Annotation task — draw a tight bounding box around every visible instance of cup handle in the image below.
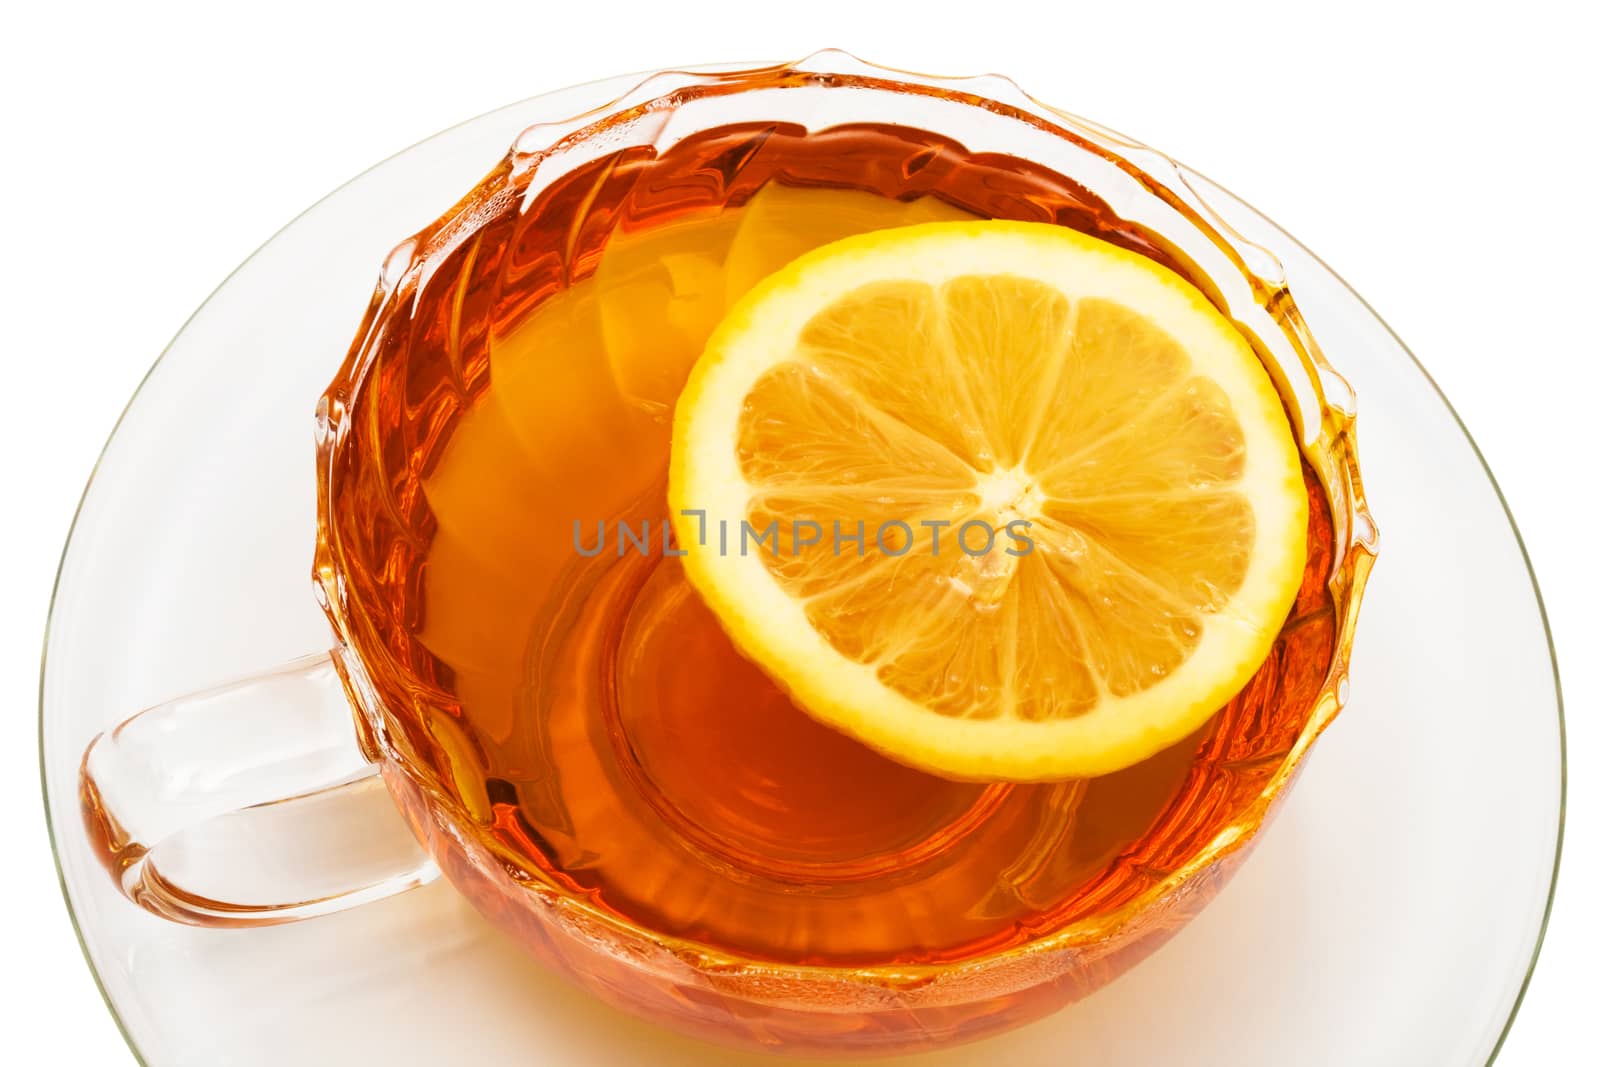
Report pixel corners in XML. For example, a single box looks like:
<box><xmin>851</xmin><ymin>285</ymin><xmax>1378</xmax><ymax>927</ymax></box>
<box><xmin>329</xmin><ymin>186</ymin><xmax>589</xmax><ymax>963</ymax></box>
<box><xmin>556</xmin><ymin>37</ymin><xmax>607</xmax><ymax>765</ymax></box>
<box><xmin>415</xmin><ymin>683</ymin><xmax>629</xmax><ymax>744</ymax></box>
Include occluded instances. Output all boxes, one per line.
<box><xmin>79</xmin><ymin>651</ymin><xmax>438</xmax><ymax>926</ymax></box>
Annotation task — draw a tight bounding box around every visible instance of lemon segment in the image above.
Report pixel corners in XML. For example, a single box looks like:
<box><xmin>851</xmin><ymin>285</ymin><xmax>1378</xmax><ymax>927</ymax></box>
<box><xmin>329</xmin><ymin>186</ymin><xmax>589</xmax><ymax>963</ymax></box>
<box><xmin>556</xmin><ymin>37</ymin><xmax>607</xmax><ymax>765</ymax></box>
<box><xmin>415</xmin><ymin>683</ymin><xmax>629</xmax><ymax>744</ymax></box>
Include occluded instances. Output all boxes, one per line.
<box><xmin>670</xmin><ymin>220</ymin><xmax>1308</xmax><ymax>781</ymax></box>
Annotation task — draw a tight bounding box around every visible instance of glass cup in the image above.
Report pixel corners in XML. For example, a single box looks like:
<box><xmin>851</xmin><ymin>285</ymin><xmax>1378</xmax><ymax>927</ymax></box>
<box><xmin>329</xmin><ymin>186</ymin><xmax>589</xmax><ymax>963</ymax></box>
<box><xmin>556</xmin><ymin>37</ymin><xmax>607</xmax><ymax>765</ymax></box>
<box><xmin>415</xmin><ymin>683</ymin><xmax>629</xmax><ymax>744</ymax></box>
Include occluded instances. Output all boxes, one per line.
<box><xmin>79</xmin><ymin>52</ymin><xmax>1376</xmax><ymax>1056</ymax></box>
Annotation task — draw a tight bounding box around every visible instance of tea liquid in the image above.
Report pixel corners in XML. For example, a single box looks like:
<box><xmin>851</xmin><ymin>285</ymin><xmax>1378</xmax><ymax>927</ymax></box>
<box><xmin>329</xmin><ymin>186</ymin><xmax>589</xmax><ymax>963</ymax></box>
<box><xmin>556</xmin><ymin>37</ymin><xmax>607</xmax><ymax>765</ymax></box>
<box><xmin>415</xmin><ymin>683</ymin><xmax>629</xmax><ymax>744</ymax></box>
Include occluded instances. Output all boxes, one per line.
<box><xmin>348</xmin><ymin>122</ymin><xmax>1337</xmax><ymax>966</ymax></box>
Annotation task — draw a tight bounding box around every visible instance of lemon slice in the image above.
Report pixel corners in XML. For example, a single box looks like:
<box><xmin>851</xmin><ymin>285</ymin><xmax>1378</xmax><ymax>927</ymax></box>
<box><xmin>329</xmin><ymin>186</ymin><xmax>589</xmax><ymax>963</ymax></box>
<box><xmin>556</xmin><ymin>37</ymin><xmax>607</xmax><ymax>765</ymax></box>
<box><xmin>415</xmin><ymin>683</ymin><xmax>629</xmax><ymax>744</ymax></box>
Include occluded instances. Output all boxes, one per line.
<box><xmin>669</xmin><ymin>220</ymin><xmax>1308</xmax><ymax>781</ymax></box>
<box><xmin>722</xmin><ymin>184</ymin><xmax>977</xmax><ymax>305</ymax></box>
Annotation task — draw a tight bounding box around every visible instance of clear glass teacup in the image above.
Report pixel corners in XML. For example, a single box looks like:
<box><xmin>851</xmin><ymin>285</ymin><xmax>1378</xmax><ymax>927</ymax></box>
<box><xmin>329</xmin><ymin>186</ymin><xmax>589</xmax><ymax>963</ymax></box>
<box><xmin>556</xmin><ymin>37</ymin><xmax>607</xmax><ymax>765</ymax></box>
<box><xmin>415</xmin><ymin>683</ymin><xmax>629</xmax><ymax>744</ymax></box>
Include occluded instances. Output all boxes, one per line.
<box><xmin>80</xmin><ymin>53</ymin><xmax>1375</xmax><ymax>1056</ymax></box>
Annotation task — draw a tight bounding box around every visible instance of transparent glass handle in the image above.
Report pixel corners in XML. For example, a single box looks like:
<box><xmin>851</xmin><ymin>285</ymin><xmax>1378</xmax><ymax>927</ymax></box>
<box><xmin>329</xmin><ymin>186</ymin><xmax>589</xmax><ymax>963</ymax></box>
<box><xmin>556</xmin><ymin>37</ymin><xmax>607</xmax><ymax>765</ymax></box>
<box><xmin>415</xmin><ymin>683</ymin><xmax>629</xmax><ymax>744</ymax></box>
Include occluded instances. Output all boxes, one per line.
<box><xmin>79</xmin><ymin>652</ymin><xmax>438</xmax><ymax>926</ymax></box>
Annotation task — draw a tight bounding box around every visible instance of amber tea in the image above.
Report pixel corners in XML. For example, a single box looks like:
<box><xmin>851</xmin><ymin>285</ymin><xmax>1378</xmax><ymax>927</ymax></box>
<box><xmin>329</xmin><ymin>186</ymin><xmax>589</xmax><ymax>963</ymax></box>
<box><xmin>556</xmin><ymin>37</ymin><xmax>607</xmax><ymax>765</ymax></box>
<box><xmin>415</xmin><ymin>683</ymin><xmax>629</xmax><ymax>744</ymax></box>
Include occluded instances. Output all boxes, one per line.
<box><xmin>323</xmin><ymin>118</ymin><xmax>1339</xmax><ymax>972</ymax></box>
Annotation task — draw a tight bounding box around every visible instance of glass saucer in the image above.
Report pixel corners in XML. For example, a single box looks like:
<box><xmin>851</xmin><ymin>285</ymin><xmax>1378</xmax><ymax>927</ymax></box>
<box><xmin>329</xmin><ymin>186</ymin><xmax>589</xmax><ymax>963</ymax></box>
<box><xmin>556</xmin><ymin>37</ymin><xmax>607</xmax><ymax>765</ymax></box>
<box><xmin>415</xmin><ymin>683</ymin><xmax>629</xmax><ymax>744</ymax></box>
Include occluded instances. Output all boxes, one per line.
<box><xmin>41</xmin><ymin>70</ymin><xmax>1563</xmax><ymax>1067</ymax></box>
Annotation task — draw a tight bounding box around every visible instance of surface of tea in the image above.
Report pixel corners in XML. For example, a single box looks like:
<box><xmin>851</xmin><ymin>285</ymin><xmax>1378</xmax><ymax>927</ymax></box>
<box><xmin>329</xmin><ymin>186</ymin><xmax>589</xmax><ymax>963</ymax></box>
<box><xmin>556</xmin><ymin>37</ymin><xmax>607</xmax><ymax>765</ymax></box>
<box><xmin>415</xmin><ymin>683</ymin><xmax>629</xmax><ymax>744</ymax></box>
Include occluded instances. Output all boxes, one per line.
<box><xmin>337</xmin><ymin>122</ymin><xmax>1338</xmax><ymax>966</ymax></box>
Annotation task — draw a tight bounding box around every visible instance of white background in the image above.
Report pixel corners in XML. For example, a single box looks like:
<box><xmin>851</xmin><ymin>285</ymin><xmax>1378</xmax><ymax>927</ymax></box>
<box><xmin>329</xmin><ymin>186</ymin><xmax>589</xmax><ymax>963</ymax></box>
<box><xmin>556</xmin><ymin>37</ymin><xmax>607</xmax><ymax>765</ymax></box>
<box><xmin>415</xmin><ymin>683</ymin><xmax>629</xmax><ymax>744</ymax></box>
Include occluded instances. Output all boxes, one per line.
<box><xmin>2</xmin><ymin>1</ymin><xmax>1593</xmax><ymax>1062</ymax></box>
